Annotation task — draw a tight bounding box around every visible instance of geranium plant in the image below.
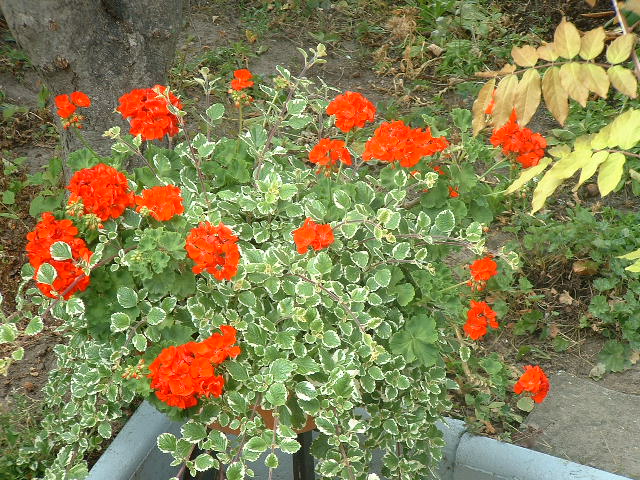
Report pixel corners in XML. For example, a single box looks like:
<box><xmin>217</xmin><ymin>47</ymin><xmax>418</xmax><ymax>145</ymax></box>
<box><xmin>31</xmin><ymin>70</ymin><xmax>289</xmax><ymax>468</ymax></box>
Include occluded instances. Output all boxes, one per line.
<box><xmin>0</xmin><ymin>45</ymin><xmax>548</xmax><ymax>479</ymax></box>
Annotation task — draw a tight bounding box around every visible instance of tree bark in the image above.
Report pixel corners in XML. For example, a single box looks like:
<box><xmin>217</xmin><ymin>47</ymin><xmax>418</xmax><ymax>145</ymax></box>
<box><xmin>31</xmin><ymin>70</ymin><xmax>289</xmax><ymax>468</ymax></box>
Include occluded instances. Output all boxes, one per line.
<box><xmin>0</xmin><ymin>0</ymin><xmax>185</xmax><ymax>174</ymax></box>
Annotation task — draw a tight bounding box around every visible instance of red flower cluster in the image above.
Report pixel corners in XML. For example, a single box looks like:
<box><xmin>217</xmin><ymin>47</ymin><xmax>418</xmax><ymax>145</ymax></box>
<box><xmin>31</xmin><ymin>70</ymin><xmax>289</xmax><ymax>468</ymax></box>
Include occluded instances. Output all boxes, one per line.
<box><xmin>55</xmin><ymin>91</ymin><xmax>91</xmax><ymax>129</ymax></box>
<box><xmin>448</xmin><ymin>186</ymin><xmax>459</xmax><ymax>198</ymax></box>
<box><xmin>185</xmin><ymin>222</ymin><xmax>240</xmax><ymax>281</ymax></box>
<box><xmin>490</xmin><ymin>111</ymin><xmax>547</xmax><ymax>168</ymax></box>
<box><xmin>309</xmin><ymin>138</ymin><xmax>352</xmax><ymax>174</ymax></box>
<box><xmin>514</xmin><ymin>365</ymin><xmax>550</xmax><ymax>403</ymax></box>
<box><xmin>135</xmin><ymin>185</ymin><xmax>184</xmax><ymax>221</ymax></box>
<box><xmin>293</xmin><ymin>218</ymin><xmax>334</xmax><ymax>254</ymax></box>
<box><xmin>148</xmin><ymin>325</ymin><xmax>241</xmax><ymax>409</ymax></box>
<box><xmin>468</xmin><ymin>256</ymin><xmax>498</xmax><ymax>291</ymax></box>
<box><xmin>67</xmin><ymin>163</ymin><xmax>134</xmax><ymax>222</ymax></box>
<box><xmin>362</xmin><ymin>120</ymin><xmax>449</xmax><ymax>168</ymax></box>
<box><xmin>117</xmin><ymin>85</ymin><xmax>183</xmax><ymax>141</ymax></box>
<box><xmin>326</xmin><ymin>91</ymin><xmax>376</xmax><ymax>133</ymax></box>
<box><xmin>464</xmin><ymin>300</ymin><xmax>499</xmax><ymax>340</ymax></box>
<box><xmin>231</xmin><ymin>69</ymin><xmax>254</xmax><ymax>91</ymax></box>
<box><xmin>25</xmin><ymin>212</ymin><xmax>92</xmax><ymax>299</ymax></box>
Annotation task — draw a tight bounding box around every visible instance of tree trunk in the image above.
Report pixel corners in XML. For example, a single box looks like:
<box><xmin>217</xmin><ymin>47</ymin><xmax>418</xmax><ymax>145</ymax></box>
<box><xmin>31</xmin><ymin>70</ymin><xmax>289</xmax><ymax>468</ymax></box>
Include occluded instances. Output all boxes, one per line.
<box><xmin>0</xmin><ymin>0</ymin><xmax>185</xmax><ymax>175</ymax></box>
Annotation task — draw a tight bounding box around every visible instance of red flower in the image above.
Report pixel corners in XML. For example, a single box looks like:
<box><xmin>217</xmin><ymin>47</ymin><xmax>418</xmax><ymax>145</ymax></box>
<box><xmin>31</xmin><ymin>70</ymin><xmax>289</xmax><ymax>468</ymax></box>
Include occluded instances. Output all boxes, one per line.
<box><xmin>514</xmin><ymin>365</ymin><xmax>550</xmax><ymax>403</ymax></box>
<box><xmin>148</xmin><ymin>326</ymin><xmax>241</xmax><ymax>409</ymax></box>
<box><xmin>490</xmin><ymin>110</ymin><xmax>546</xmax><ymax>168</ymax></box>
<box><xmin>25</xmin><ymin>212</ymin><xmax>93</xmax><ymax>299</ymax></box>
<box><xmin>448</xmin><ymin>186</ymin><xmax>459</xmax><ymax>198</ymax></box>
<box><xmin>293</xmin><ymin>218</ymin><xmax>334</xmax><ymax>254</ymax></box>
<box><xmin>70</xmin><ymin>91</ymin><xmax>91</xmax><ymax>107</ymax></box>
<box><xmin>55</xmin><ymin>91</ymin><xmax>91</xmax><ymax>129</ymax></box>
<box><xmin>135</xmin><ymin>185</ymin><xmax>184</xmax><ymax>221</ymax></box>
<box><xmin>117</xmin><ymin>85</ymin><xmax>183</xmax><ymax>141</ymax></box>
<box><xmin>67</xmin><ymin>163</ymin><xmax>134</xmax><ymax>221</ymax></box>
<box><xmin>470</xmin><ymin>256</ymin><xmax>497</xmax><ymax>282</ymax></box>
<box><xmin>231</xmin><ymin>69</ymin><xmax>254</xmax><ymax>91</ymax></box>
<box><xmin>185</xmin><ymin>222</ymin><xmax>240</xmax><ymax>281</ymax></box>
<box><xmin>326</xmin><ymin>91</ymin><xmax>376</xmax><ymax>133</ymax></box>
<box><xmin>464</xmin><ymin>300</ymin><xmax>499</xmax><ymax>340</ymax></box>
<box><xmin>485</xmin><ymin>88</ymin><xmax>496</xmax><ymax>115</ymax></box>
<box><xmin>309</xmin><ymin>138</ymin><xmax>352</xmax><ymax>174</ymax></box>
<box><xmin>362</xmin><ymin>120</ymin><xmax>449</xmax><ymax>168</ymax></box>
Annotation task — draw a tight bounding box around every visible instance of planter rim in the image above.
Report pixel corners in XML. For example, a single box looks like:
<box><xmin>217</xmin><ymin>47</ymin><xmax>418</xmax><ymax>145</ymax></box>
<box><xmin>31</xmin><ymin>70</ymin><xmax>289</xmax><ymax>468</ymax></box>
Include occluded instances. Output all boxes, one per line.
<box><xmin>87</xmin><ymin>401</ymin><xmax>633</xmax><ymax>480</ymax></box>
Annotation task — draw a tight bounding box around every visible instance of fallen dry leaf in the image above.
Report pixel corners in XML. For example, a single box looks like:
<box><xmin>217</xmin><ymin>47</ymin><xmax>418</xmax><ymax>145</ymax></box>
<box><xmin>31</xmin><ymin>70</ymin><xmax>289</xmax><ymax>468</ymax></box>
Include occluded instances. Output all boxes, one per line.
<box><xmin>549</xmin><ymin>323</ymin><xmax>561</xmax><ymax>338</ymax></box>
<box><xmin>558</xmin><ymin>290</ymin><xmax>574</xmax><ymax>305</ymax></box>
<box><xmin>572</xmin><ymin>259</ymin><xmax>599</xmax><ymax>276</ymax></box>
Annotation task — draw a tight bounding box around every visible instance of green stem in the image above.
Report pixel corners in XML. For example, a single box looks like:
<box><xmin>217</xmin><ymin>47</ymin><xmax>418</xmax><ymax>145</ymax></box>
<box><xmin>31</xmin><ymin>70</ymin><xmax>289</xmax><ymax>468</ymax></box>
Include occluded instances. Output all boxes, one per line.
<box><xmin>73</xmin><ymin>129</ymin><xmax>100</xmax><ymax>158</ymax></box>
<box><xmin>479</xmin><ymin>158</ymin><xmax>510</xmax><ymax>180</ymax></box>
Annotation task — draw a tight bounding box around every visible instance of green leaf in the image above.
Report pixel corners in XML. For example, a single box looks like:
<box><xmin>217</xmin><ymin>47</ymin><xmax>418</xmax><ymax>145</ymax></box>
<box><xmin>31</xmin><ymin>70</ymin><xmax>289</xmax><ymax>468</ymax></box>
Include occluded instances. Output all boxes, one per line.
<box><xmin>598</xmin><ymin>340</ymin><xmax>628</xmax><ymax>372</ymax></box>
<box><xmin>333</xmin><ymin>190</ymin><xmax>351</xmax><ymax>210</ymax></box>
<box><xmin>194</xmin><ymin>453</ymin><xmax>216</xmax><ymax>472</ymax></box>
<box><xmin>266</xmin><ymin>382</ymin><xmax>288</xmax><ymax>406</ymax></box>
<box><xmin>374</xmin><ymin>269</ymin><xmax>391</xmax><ymax>288</ymax></box>
<box><xmin>132</xmin><ymin>333</ymin><xmax>147</xmax><ymax>352</ymax></box>
<box><xmin>36</xmin><ymin>263</ymin><xmax>57</xmax><ymax>285</ymax></box>
<box><xmin>516</xmin><ymin>396</ymin><xmax>535</xmax><ymax>412</ymax></box>
<box><xmin>157</xmin><ymin>433</ymin><xmax>177</xmax><ymax>453</ymax></box>
<box><xmin>389</xmin><ymin>315</ymin><xmax>439</xmax><ymax>366</ymax></box>
<box><xmin>206</xmin><ymin>103</ymin><xmax>225</xmax><ymax>121</ymax></box>
<box><xmin>97</xmin><ymin>421</ymin><xmax>112</xmax><ymax>439</ymax></box>
<box><xmin>270</xmin><ymin>358</ymin><xmax>296</xmax><ymax>382</ymax></box>
<box><xmin>11</xmin><ymin>347</ymin><xmax>24</xmax><ymax>361</ymax></box>
<box><xmin>265</xmin><ymin>453</ymin><xmax>279</xmax><ymax>469</ymax></box>
<box><xmin>117</xmin><ymin>286</ymin><xmax>139</xmax><ymax>309</ymax></box>
<box><xmin>314</xmin><ymin>252</ymin><xmax>333</xmax><ymax>275</ymax></box>
<box><xmin>147</xmin><ymin>306</ymin><xmax>166</xmax><ymax>325</ymax></box>
<box><xmin>322</xmin><ymin>329</ymin><xmax>341</xmax><ymax>348</ymax></box>
<box><xmin>181</xmin><ymin>421</ymin><xmax>207</xmax><ymax>443</ymax></box>
<box><xmin>50</xmin><ymin>241</ymin><xmax>73</xmax><ymax>261</ymax></box>
<box><xmin>392</xmin><ymin>242</ymin><xmax>410</xmax><ymax>259</ymax></box>
<box><xmin>0</xmin><ymin>323</ymin><xmax>19</xmax><ymax>343</ymax></box>
<box><xmin>24</xmin><ymin>317</ymin><xmax>44</xmax><ymax>335</ymax></box>
<box><xmin>279</xmin><ymin>438</ymin><xmax>301</xmax><ymax>453</ymax></box>
<box><xmin>238</xmin><ymin>291</ymin><xmax>257</xmax><ymax>308</ymax></box>
<box><xmin>432</xmin><ymin>210</ymin><xmax>455</xmax><ymax>235</ymax></box>
<box><xmin>2</xmin><ymin>190</ymin><xmax>15</xmax><ymax>204</ymax></box>
<box><xmin>110</xmin><ymin>312</ymin><xmax>131</xmax><ymax>333</ymax></box>
<box><xmin>295</xmin><ymin>381</ymin><xmax>318</xmax><ymax>401</ymax></box>
<box><xmin>245</xmin><ymin>436</ymin><xmax>269</xmax><ymax>453</ymax></box>
<box><xmin>226</xmin><ymin>361</ymin><xmax>249</xmax><ymax>381</ymax></box>
<box><xmin>225</xmin><ymin>462</ymin><xmax>245</xmax><ymax>480</ymax></box>
<box><xmin>392</xmin><ymin>283</ymin><xmax>415</xmax><ymax>306</ymax></box>
<box><xmin>206</xmin><ymin>430</ymin><xmax>228</xmax><ymax>452</ymax></box>
<box><xmin>353</xmin><ymin>251</ymin><xmax>369</xmax><ymax>268</ymax></box>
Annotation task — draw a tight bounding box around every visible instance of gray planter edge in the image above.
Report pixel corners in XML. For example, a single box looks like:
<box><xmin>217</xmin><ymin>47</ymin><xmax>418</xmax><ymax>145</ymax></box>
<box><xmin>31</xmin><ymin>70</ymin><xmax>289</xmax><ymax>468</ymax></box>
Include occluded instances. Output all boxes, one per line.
<box><xmin>87</xmin><ymin>401</ymin><xmax>632</xmax><ymax>480</ymax></box>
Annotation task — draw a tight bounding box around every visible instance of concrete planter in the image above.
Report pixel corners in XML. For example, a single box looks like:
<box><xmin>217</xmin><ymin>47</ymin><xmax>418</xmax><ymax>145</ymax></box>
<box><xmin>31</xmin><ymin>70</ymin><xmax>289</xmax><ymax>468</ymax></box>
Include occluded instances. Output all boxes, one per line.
<box><xmin>88</xmin><ymin>401</ymin><xmax>632</xmax><ymax>480</ymax></box>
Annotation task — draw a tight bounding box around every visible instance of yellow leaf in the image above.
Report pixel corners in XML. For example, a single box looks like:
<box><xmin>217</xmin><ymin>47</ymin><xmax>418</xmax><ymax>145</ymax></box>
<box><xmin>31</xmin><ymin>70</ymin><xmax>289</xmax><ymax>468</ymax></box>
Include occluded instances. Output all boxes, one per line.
<box><xmin>511</xmin><ymin>45</ymin><xmax>539</xmax><ymax>67</ymax></box>
<box><xmin>606</xmin><ymin>34</ymin><xmax>636</xmax><ymax>64</ymax></box>
<box><xmin>559</xmin><ymin>62</ymin><xmax>589</xmax><ymax>106</ymax></box>
<box><xmin>531</xmin><ymin>152</ymin><xmax>584</xmax><ymax>213</ymax></box>
<box><xmin>472</xmin><ymin>79</ymin><xmax>495</xmax><ymax>136</ymax></box>
<box><xmin>622</xmin><ymin>0</ymin><xmax>640</xmax><ymax>15</ymax></box>
<box><xmin>548</xmin><ymin>144</ymin><xmax>571</xmax><ymax>158</ymax></box>
<box><xmin>554</xmin><ymin>19</ymin><xmax>581</xmax><ymax>59</ymax></box>
<box><xmin>580</xmin><ymin>27</ymin><xmax>606</xmax><ymax>60</ymax></box>
<box><xmin>574</xmin><ymin>150</ymin><xmax>609</xmax><ymax>191</ymax></box>
<box><xmin>542</xmin><ymin>67</ymin><xmax>569</xmax><ymax>125</ymax></box>
<box><xmin>514</xmin><ymin>69</ymin><xmax>541</xmax><ymax>126</ymax></box>
<box><xmin>582</xmin><ymin>64</ymin><xmax>609</xmax><ymax>98</ymax></box>
<box><xmin>618</xmin><ymin>247</ymin><xmax>640</xmax><ymax>260</ymax></box>
<box><xmin>537</xmin><ymin>42</ymin><xmax>559</xmax><ymax>61</ymax></box>
<box><xmin>606</xmin><ymin>109</ymin><xmax>640</xmax><ymax>149</ymax></box>
<box><xmin>584</xmin><ymin>0</ymin><xmax>596</xmax><ymax>6</ymax></box>
<box><xmin>505</xmin><ymin>157</ymin><xmax>552</xmax><ymax>195</ymax></box>
<box><xmin>597</xmin><ymin>152</ymin><xmax>626</xmax><ymax>196</ymax></box>
<box><xmin>491</xmin><ymin>74</ymin><xmax>519</xmax><ymax>128</ymax></box>
<box><xmin>625</xmin><ymin>260</ymin><xmax>640</xmax><ymax>272</ymax></box>
<box><xmin>608</xmin><ymin>65</ymin><xmax>638</xmax><ymax>98</ymax></box>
